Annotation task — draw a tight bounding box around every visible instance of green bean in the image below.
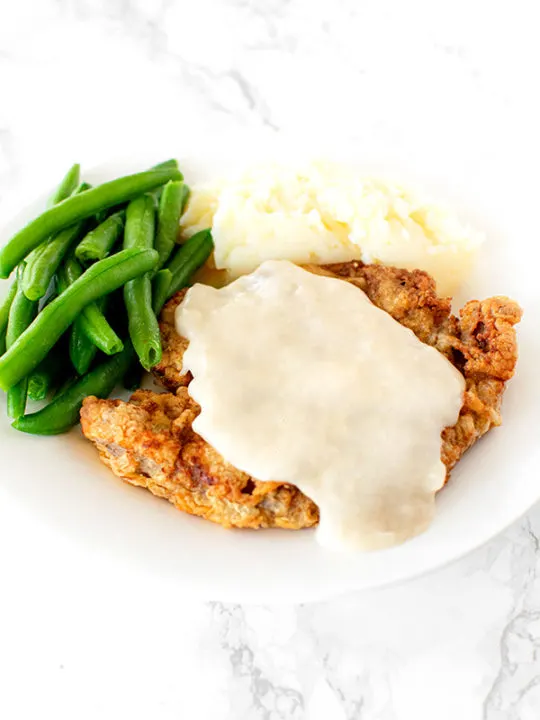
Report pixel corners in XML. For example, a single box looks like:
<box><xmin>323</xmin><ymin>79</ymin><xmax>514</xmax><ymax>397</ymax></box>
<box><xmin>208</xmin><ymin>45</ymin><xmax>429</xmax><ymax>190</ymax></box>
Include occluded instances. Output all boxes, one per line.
<box><xmin>27</xmin><ymin>294</ymin><xmax>65</xmax><ymax>399</ymax></box>
<box><xmin>0</xmin><ymin>248</ymin><xmax>158</xmax><ymax>390</ymax></box>
<box><xmin>58</xmin><ymin>255</ymin><xmax>123</xmax><ymax>356</ymax></box>
<box><xmin>0</xmin><ymin>165</ymin><xmax>182</xmax><ymax>278</ymax></box>
<box><xmin>22</xmin><ymin>185</ymin><xmax>91</xmax><ymax>301</ymax></box>
<box><xmin>123</xmin><ymin>360</ymin><xmax>143</xmax><ymax>392</ymax></box>
<box><xmin>69</xmin><ymin>318</ymin><xmax>98</xmax><ymax>375</ymax></box>
<box><xmin>152</xmin><ymin>269</ymin><xmax>172</xmax><ymax>314</ymax></box>
<box><xmin>21</xmin><ymin>181</ymin><xmax>90</xmax><ymax>298</ymax></box>
<box><xmin>152</xmin><ymin>159</ymin><xmax>180</xmax><ymax>173</ymax></box>
<box><xmin>149</xmin><ymin>164</ymin><xmax>183</xmax><ymax>206</ymax></box>
<box><xmin>48</xmin><ymin>163</ymin><xmax>80</xmax><ymax>207</ymax></box>
<box><xmin>155</xmin><ymin>181</ymin><xmax>186</xmax><ymax>270</ymax></box>
<box><xmin>53</xmin><ymin>373</ymin><xmax>79</xmax><ymax>399</ymax></box>
<box><xmin>27</xmin><ymin>344</ymin><xmax>69</xmax><ymax>401</ymax></box>
<box><xmin>75</xmin><ymin>210</ymin><xmax>125</xmax><ymax>264</ymax></box>
<box><xmin>26</xmin><ymin>291</ymin><xmax>66</xmax><ymax>400</ymax></box>
<box><xmin>68</xmin><ymin>296</ymin><xmax>107</xmax><ymax>374</ymax></box>
<box><xmin>0</xmin><ymin>281</ymin><xmax>18</xmax><ymax>355</ymax></box>
<box><xmin>13</xmin><ymin>343</ymin><xmax>135</xmax><ymax>435</ymax></box>
<box><xmin>180</xmin><ymin>183</ymin><xmax>190</xmax><ymax>212</ymax></box>
<box><xmin>165</xmin><ymin>229</ymin><xmax>214</xmax><ymax>298</ymax></box>
<box><xmin>95</xmin><ymin>203</ymin><xmax>125</xmax><ymax>226</ymax></box>
<box><xmin>28</xmin><ymin>367</ymin><xmax>53</xmax><ymax>401</ymax></box>
<box><xmin>123</xmin><ymin>195</ymin><xmax>161</xmax><ymax>370</ymax></box>
<box><xmin>166</xmin><ymin>229</ymin><xmax>212</xmax><ymax>276</ymax></box>
<box><xmin>124</xmin><ymin>195</ymin><xmax>155</xmax><ymax>249</ymax></box>
<box><xmin>124</xmin><ymin>276</ymin><xmax>161</xmax><ymax>370</ymax></box>
<box><xmin>6</xmin><ymin>266</ymin><xmax>37</xmax><ymax>417</ymax></box>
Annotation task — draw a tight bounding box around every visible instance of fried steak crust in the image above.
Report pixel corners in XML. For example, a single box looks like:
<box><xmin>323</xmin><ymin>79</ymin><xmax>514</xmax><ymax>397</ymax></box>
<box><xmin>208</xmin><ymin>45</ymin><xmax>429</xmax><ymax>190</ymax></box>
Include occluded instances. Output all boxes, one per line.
<box><xmin>81</xmin><ymin>261</ymin><xmax>522</xmax><ymax>530</ymax></box>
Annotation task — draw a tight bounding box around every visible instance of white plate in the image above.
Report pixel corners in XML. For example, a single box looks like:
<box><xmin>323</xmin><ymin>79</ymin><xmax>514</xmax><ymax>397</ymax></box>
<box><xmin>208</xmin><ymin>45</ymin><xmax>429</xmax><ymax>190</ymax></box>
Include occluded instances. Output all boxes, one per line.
<box><xmin>0</xmin><ymin>140</ymin><xmax>538</xmax><ymax>603</ymax></box>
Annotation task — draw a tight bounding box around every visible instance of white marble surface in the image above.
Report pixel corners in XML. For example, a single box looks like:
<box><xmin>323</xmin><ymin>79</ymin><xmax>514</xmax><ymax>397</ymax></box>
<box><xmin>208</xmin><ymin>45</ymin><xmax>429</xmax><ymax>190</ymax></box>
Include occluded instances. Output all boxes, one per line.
<box><xmin>1</xmin><ymin>1</ymin><xmax>539</xmax><ymax>718</ymax></box>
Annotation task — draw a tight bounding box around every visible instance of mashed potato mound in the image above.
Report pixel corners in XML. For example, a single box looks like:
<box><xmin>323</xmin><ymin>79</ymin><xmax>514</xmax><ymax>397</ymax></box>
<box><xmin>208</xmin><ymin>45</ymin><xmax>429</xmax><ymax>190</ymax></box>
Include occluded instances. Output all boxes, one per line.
<box><xmin>180</xmin><ymin>162</ymin><xmax>482</xmax><ymax>295</ymax></box>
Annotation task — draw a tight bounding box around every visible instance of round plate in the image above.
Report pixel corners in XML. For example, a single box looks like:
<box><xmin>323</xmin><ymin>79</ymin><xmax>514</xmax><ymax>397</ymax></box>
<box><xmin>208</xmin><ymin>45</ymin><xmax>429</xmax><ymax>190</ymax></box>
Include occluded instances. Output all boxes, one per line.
<box><xmin>0</xmin><ymin>141</ymin><xmax>538</xmax><ymax>603</ymax></box>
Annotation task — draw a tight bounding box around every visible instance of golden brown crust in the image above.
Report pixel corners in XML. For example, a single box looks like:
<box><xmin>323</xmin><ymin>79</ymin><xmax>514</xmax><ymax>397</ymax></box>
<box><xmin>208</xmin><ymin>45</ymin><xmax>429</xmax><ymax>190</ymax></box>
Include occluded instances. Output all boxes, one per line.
<box><xmin>152</xmin><ymin>289</ymin><xmax>191</xmax><ymax>392</ymax></box>
<box><xmin>81</xmin><ymin>388</ymin><xmax>319</xmax><ymax>529</ymax></box>
<box><xmin>441</xmin><ymin>296</ymin><xmax>522</xmax><ymax>470</ymax></box>
<box><xmin>81</xmin><ymin>260</ymin><xmax>522</xmax><ymax>530</ymax></box>
<box><xmin>313</xmin><ymin>261</ymin><xmax>456</xmax><ymax>347</ymax></box>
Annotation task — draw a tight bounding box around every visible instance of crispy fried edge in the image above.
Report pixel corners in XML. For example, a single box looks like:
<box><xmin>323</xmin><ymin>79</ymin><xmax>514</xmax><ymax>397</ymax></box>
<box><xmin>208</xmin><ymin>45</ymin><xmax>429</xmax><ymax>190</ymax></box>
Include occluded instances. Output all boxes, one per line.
<box><xmin>81</xmin><ymin>388</ymin><xmax>319</xmax><ymax>530</ymax></box>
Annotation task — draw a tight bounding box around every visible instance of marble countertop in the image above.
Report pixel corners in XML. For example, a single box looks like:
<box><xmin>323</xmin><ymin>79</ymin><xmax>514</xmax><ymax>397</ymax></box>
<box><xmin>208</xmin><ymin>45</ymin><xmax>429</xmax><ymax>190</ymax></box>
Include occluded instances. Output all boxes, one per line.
<box><xmin>1</xmin><ymin>1</ymin><xmax>539</xmax><ymax>718</ymax></box>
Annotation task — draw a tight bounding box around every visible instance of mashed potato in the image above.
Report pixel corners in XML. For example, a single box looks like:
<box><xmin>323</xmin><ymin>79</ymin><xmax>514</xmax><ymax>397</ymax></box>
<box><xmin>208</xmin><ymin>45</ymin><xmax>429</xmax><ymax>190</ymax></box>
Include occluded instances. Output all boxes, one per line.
<box><xmin>180</xmin><ymin>162</ymin><xmax>482</xmax><ymax>295</ymax></box>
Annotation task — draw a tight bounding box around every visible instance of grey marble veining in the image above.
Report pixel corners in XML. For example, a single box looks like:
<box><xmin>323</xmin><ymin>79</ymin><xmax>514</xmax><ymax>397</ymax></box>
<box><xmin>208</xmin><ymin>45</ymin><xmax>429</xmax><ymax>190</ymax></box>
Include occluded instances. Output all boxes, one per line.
<box><xmin>200</xmin><ymin>514</ymin><xmax>540</xmax><ymax>719</ymax></box>
<box><xmin>1</xmin><ymin>1</ymin><xmax>539</xmax><ymax>718</ymax></box>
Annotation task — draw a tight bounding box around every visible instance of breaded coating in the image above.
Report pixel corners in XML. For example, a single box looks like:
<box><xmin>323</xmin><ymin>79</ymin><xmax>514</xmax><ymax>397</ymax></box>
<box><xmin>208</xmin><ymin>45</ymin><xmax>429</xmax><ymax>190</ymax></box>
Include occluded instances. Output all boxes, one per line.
<box><xmin>81</xmin><ymin>261</ymin><xmax>522</xmax><ymax>530</ymax></box>
<box><xmin>81</xmin><ymin>388</ymin><xmax>318</xmax><ymax>529</ymax></box>
<box><xmin>152</xmin><ymin>293</ymin><xmax>190</xmax><ymax>392</ymax></box>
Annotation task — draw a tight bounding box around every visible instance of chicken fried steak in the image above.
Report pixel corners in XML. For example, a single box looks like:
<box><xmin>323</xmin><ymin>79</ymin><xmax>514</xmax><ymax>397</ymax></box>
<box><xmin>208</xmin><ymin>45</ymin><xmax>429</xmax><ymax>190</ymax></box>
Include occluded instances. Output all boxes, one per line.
<box><xmin>81</xmin><ymin>261</ymin><xmax>521</xmax><ymax>530</ymax></box>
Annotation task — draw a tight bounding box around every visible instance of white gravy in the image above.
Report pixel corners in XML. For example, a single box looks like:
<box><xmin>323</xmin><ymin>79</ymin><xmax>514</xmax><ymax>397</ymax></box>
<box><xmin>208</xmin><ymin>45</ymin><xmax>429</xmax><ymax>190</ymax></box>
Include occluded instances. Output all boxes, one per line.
<box><xmin>176</xmin><ymin>260</ymin><xmax>465</xmax><ymax>550</ymax></box>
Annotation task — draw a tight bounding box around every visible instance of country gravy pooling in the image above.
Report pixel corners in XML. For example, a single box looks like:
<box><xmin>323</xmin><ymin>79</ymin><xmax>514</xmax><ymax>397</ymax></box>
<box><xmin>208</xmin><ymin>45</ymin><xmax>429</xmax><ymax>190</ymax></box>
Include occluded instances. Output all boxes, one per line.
<box><xmin>175</xmin><ymin>260</ymin><xmax>465</xmax><ymax>550</ymax></box>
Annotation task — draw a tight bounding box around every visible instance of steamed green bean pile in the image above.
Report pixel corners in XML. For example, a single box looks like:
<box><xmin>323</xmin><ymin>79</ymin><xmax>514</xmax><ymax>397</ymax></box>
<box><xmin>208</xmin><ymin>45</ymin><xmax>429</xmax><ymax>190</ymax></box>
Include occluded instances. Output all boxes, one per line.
<box><xmin>0</xmin><ymin>161</ymin><xmax>214</xmax><ymax>435</ymax></box>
